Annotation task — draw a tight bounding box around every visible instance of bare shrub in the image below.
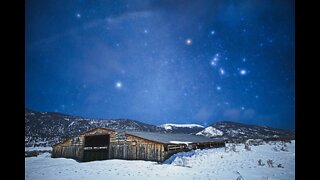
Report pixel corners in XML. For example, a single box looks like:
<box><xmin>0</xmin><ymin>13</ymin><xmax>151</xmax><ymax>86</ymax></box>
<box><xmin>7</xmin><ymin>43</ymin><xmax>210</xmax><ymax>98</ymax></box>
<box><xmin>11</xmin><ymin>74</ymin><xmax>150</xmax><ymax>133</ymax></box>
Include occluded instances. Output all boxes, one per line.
<box><xmin>225</xmin><ymin>143</ymin><xmax>238</xmax><ymax>152</ymax></box>
<box><xmin>258</xmin><ymin>159</ymin><xmax>265</xmax><ymax>166</ymax></box>
<box><xmin>277</xmin><ymin>164</ymin><xmax>284</xmax><ymax>168</ymax></box>
<box><xmin>244</xmin><ymin>143</ymin><xmax>251</xmax><ymax>151</ymax></box>
<box><xmin>267</xmin><ymin>160</ymin><xmax>274</xmax><ymax>167</ymax></box>
<box><xmin>235</xmin><ymin>171</ymin><xmax>244</xmax><ymax>180</ymax></box>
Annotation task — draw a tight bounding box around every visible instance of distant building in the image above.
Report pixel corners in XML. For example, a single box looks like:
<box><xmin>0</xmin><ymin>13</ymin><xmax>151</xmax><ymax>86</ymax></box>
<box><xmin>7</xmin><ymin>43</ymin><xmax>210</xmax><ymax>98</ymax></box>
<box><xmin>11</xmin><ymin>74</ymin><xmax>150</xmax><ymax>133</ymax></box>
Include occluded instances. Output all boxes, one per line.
<box><xmin>52</xmin><ymin>127</ymin><xmax>225</xmax><ymax>162</ymax></box>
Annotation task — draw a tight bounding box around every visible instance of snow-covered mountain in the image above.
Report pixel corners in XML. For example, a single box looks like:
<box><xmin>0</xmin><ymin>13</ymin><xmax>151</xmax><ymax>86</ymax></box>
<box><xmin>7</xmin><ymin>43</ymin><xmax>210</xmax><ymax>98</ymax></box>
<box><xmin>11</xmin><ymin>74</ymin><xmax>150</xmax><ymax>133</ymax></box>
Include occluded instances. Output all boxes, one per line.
<box><xmin>196</xmin><ymin>121</ymin><xmax>294</xmax><ymax>141</ymax></box>
<box><xmin>25</xmin><ymin>109</ymin><xmax>164</xmax><ymax>147</ymax></box>
<box><xmin>158</xmin><ymin>123</ymin><xmax>205</xmax><ymax>134</ymax></box>
<box><xmin>25</xmin><ymin>109</ymin><xmax>294</xmax><ymax>147</ymax></box>
<box><xmin>196</xmin><ymin>126</ymin><xmax>223</xmax><ymax>137</ymax></box>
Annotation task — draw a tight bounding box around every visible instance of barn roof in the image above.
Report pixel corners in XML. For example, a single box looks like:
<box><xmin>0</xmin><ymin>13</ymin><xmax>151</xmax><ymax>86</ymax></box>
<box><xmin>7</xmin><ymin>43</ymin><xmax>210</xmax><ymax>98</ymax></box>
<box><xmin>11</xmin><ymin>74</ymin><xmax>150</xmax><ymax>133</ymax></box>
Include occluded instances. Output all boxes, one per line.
<box><xmin>126</xmin><ymin>131</ymin><xmax>226</xmax><ymax>144</ymax></box>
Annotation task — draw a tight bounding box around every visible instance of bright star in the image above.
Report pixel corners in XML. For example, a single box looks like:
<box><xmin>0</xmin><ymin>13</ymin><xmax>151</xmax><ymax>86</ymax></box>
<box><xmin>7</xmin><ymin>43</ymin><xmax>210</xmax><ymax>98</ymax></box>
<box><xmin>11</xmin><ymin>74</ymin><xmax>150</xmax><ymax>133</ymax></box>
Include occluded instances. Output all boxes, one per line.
<box><xmin>241</xmin><ymin>106</ymin><xmax>245</xmax><ymax>110</ymax></box>
<box><xmin>240</xmin><ymin>69</ymin><xmax>246</xmax><ymax>75</ymax></box>
<box><xmin>220</xmin><ymin>68</ymin><xmax>225</xmax><ymax>75</ymax></box>
<box><xmin>210</xmin><ymin>30</ymin><xmax>215</xmax><ymax>35</ymax></box>
<box><xmin>186</xmin><ymin>39</ymin><xmax>192</xmax><ymax>45</ymax></box>
<box><xmin>216</xmin><ymin>86</ymin><xmax>221</xmax><ymax>91</ymax></box>
<box><xmin>116</xmin><ymin>81</ymin><xmax>122</xmax><ymax>89</ymax></box>
<box><xmin>211</xmin><ymin>61</ymin><xmax>217</xmax><ymax>66</ymax></box>
<box><xmin>242</xmin><ymin>58</ymin><xmax>246</xmax><ymax>62</ymax></box>
<box><xmin>144</xmin><ymin>29</ymin><xmax>148</xmax><ymax>34</ymax></box>
<box><xmin>76</xmin><ymin>13</ymin><xmax>81</xmax><ymax>18</ymax></box>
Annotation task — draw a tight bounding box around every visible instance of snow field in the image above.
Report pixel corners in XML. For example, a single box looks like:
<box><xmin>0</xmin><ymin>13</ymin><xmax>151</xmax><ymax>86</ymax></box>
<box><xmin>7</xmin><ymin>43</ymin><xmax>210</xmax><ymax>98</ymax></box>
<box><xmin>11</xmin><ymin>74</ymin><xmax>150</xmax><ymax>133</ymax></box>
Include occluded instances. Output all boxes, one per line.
<box><xmin>26</xmin><ymin>141</ymin><xmax>294</xmax><ymax>180</ymax></box>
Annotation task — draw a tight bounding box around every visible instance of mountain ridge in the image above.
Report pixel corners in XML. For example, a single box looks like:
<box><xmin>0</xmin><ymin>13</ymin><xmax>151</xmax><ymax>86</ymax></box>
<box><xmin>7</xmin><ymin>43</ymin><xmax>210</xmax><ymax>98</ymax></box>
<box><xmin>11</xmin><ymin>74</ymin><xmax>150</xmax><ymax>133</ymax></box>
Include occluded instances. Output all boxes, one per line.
<box><xmin>25</xmin><ymin>109</ymin><xmax>294</xmax><ymax>147</ymax></box>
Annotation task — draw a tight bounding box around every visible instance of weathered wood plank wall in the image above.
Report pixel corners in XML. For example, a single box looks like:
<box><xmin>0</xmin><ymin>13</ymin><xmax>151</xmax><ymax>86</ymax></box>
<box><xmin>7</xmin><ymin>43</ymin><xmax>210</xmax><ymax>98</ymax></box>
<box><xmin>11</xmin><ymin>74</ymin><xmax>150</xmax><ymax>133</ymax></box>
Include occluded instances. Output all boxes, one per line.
<box><xmin>52</xmin><ymin>128</ymin><xmax>226</xmax><ymax>162</ymax></box>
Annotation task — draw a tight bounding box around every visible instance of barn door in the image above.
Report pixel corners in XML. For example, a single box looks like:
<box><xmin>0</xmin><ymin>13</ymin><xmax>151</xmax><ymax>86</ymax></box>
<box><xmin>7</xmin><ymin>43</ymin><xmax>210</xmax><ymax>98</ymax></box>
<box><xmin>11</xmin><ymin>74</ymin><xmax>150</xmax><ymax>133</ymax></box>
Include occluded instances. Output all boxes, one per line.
<box><xmin>83</xmin><ymin>134</ymin><xmax>110</xmax><ymax>162</ymax></box>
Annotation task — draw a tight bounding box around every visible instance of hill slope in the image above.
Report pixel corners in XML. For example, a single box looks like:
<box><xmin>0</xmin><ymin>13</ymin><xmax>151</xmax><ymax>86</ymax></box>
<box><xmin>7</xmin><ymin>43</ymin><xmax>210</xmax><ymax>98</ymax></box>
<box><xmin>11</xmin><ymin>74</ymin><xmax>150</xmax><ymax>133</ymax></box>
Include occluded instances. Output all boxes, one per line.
<box><xmin>196</xmin><ymin>121</ymin><xmax>294</xmax><ymax>141</ymax></box>
<box><xmin>25</xmin><ymin>109</ymin><xmax>163</xmax><ymax>147</ymax></box>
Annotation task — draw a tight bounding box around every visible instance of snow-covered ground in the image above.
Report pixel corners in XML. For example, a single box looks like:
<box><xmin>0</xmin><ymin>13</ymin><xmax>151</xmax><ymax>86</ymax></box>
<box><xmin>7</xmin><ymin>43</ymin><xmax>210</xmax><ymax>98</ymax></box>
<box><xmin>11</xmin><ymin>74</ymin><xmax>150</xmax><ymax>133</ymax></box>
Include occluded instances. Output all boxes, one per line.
<box><xmin>25</xmin><ymin>146</ymin><xmax>52</xmax><ymax>152</ymax></box>
<box><xmin>25</xmin><ymin>141</ymin><xmax>295</xmax><ymax>180</ymax></box>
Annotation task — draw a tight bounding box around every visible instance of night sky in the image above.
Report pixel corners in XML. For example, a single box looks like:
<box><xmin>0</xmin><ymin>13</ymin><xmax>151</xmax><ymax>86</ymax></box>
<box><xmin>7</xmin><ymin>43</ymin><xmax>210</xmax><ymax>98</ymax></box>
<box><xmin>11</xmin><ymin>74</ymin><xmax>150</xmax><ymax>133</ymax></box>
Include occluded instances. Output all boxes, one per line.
<box><xmin>25</xmin><ymin>0</ymin><xmax>295</xmax><ymax>130</ymax></box>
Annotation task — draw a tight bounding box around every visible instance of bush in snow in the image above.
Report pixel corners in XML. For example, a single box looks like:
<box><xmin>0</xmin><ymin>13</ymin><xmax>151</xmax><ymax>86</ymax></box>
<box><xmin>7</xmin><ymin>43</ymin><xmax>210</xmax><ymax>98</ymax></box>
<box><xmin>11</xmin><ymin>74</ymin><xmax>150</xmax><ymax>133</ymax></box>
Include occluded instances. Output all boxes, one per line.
<box><xmin>272</xmin><ymin>141</ymin><xmax>288</xmax><ymax>152</ymax></box>
<box><xmin>244</xmin><ymin>143</ymin><xmax>251</xmax><ymax>151</ymax></box>
<box><xmin>258</xmin><ymin>159</ymin><xmax>265</xmax><ymax>166</ymax></box>
<box><xmin>272</xmin><ymin>146</ymin><xmax>280</xmax><ymax>152</ymax></box>
<box><xmin>235</xmin><ymin>171</ymin><xmax>244</xmax><ymax>180</ymax></box>
<box><xmin>246</xmin><ymin>139</ymin><xmax>264</xmax><ymax>146</ymax></box>
<box><xmin>225</xmin><ymin>143</ymin><xmax>238</xmax><ymax>152</ymax></box>
<box><xmin>236</xmin><ymin>175</ymin><xmax>244</xmax><ymax>180</ymax></box>
<box><xmin>277</xmin><ymin>163</ymin><xmax>284</xmax><ymax>168</ymax></box>
<box><xmin>280</xmin><ymin>144</ymin><xmax>288</xmax><ymax>152</ymax></box>
<box><xmin>267</xmin><ymin>159</ymin><xmax>274</xmax><ymax>167</ymax></box>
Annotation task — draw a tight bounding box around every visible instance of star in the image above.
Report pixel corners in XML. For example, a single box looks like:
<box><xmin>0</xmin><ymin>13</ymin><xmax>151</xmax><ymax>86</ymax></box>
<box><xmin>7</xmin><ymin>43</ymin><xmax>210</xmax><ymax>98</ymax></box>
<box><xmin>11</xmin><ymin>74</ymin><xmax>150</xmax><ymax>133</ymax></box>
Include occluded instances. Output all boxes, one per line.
<box><xmin>76</xmin><ymin>13</ymin><xmax>81</xmax><ymax>18</ymax></box>
<box><xmin>241</xmin><ymin>106</ymin><xmax>245</xmax><ymax>110</ymax></box>
<box><xmin>242</xmin><ymin>58</ymin><xmax>246</xmax><ymax>62</ymax></box>
<box><xmin>219</xmin><ymin>68</ymin><xmax>225</xmax><ymax>75</ymax></box>
<box><xmin>144</xmin><ymin>29</ymin><xmax>148</xmax><ymax>34</ymax></box>
<box><xmin>186</xmin><ymin>38</ymin><xmax>192</xmax><ymax>45</ymax></box>
<box><xmin>216</xmin><ymin>86</ymin><xmax>221</xmax><ymax>91</ymax></box>
<box><xmin>210</xmin><ymin>30</ymin><xmax>215</xmax><ymax>35</ymax></box>
<box><xmin>115</xmin><ymin>81</ymin><xmax>122</xmax><ymax>89</ymax></box>
<box><xmin>240</xmin><ymin>69</ymin><xmax>247</xmax><ymax>75</ymax></box>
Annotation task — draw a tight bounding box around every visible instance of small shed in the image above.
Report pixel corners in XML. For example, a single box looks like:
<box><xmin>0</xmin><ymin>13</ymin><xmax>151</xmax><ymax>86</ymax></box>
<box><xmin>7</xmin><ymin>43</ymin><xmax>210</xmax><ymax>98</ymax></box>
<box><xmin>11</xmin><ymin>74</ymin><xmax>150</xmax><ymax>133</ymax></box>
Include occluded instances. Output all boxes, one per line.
<box><xmin>52</xmin><ymin>128</ymin><xmax>225</xmax><ymax>162</ymax></box>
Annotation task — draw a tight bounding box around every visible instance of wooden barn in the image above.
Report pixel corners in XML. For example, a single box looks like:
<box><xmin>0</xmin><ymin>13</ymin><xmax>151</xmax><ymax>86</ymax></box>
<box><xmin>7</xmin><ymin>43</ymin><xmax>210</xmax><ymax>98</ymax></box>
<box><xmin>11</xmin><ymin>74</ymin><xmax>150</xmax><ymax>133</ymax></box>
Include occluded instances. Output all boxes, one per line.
<box><xmin>52</xmin><ymin>127</ymin><xmax>225</xmax><ymax>162</ymax></box>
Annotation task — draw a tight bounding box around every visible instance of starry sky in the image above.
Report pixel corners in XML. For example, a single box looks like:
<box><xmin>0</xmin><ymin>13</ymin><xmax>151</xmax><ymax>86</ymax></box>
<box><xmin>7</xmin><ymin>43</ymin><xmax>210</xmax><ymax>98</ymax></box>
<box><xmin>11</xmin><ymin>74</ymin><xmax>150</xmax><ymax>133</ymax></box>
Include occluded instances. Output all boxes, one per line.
<box><xmin>25</xmin><ymin>0</ymin><xmax>295</xmax><ymax>130</ymax></box>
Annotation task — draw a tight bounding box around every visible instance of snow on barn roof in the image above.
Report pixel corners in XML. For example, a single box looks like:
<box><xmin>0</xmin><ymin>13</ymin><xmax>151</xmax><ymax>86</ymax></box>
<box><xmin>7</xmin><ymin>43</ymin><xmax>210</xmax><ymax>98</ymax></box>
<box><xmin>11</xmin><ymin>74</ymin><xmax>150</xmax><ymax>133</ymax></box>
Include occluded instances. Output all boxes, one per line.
<box><xmin>126</xmin><ymin>131</ymin><xmax>226</xmax><ymax>144</ymax></box>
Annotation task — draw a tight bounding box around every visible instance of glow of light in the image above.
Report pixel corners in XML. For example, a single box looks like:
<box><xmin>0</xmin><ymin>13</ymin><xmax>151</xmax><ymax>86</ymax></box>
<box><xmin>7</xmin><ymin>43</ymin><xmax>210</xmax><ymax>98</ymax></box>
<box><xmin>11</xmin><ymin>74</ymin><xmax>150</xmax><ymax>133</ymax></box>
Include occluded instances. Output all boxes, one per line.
<box><xmin>186</xmin><ymin>39</ymin><xmax>192</xmax><ymax>45</ymax></box>
<box><xmin>242</xmin><ymin>58</ymin><xmax>246</xmax><ymax>62</ymax></box>
<box><xmin>116</xmin><ymin>81</ymin><xmax>122</xmax><ymax>88</ymax></box>
<box><xmin>211</xmin><ymin>30</ymin><xmax>215</xmax><ymax>35</ymax></box>
<box><xmin>76</xmin><ymin>13</ymin><xmax>81</xmax><ymax>18</ymax></box>
<box><xmin>240</xmin><ymin>69</ymin><xmax>246</xmax><ymax>75</ymax></box>
<box><xmin>144</xmin><ymin>29</ymin><xmax>148</xmax><ymax>33</ymax></box>
<box><xmin>241</xmin><ymin>106</ymin><xmax>245</xmax><ymax>110</ymax></box>
<box><xmin>220</xmin><ymin>68</ymin><xmax>225</xmax><ymax>75</ymax></box>
<box><xmin>216</xmin><ymin>86</ymin><xmax>221</xmax><ymax>90</ymax></box>
<box><xmin>211</xmin><ymin>61</ymin><xmax>216</xmax><ymax>66</ymax></box>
